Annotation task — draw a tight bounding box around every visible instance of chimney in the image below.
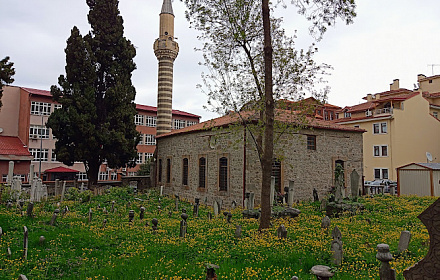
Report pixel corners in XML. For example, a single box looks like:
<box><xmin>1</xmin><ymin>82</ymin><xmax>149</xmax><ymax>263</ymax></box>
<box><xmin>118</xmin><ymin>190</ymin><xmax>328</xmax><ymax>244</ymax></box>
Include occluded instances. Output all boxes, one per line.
<box><xmin>417</xmin><ymin>74</ymin><xmax>427</xmax><ymax>82</ymax></box>
<box><xmin>390</xmin><ymin>79</ymin><xmax>399</xmax><ymax>91</ymax></box>
<box><xmin>366</xmin><ymin>94</ymin><xmax>373</xmax><ymax>101</ymax></box>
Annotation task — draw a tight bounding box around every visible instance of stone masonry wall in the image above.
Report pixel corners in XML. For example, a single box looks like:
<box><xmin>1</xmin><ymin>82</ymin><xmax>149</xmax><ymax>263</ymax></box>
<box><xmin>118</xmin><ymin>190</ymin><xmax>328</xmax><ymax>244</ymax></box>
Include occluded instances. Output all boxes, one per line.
<box><xmin>156</xmin><ymin>126</ymin><xmax>363</xmax><ymax>207</ymax></box>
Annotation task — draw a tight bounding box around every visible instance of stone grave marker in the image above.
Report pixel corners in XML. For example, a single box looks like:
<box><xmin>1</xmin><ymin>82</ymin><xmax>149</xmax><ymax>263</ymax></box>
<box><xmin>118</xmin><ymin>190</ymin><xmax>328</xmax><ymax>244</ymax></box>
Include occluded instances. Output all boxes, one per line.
<box><xmin>213</xmin><ymin>201</ymin><xmax>220</xmax><ymax>216</ymax></box>
<box><xmin>60</xmin><ymin>181</ymin><xmax>66</xmax><ymax>202</ymax></box>
<box><xmin>193</xmin><ymin>198</ymin><xmax>199</xmax><ymax>218</ymax></box>
<box><xmin>103</xmin><ymin>207</ymin><xmax>108</xmax><ymax>215</ymax></box>
<box><xmin>160</xmin><ymin>185</ymin><xmax>163</xmax><ymax>196</ymax></box>
<box><xmin>152</xmin><ymin>218</ymin><xmax>158</xmax><ymax>232</ymax></box>
<box><xmin>321</xmin><ymin>216</ymin><xmax>331</xmax><ymax>229</ymax></box>
<box><xmin>277</xmin><ymin>224</ymin><xmax>287</xmax><ymax>238</ymax></box>
<box><xmin>88</xmin><ymin>208</ymin><xmax>93</xmax><ymax>223</ymax></box>
<box><xmin>7</xmin><ymin>160</ymin><xmax>14</xmax><ymax>185</ymax></box>
<box><xmin>376</xmin><ymin>244</ymin><xmax>396</xmax><ymax>280</ymax></box>
<box><xmin>102</xmin><ymin>219</ymin><xmax>107</xmax><ymax>229</ymax></box>
<box><xmin>206</xmin><ymin>264</ymin><xmax>219</xmax><ymax>280</ymax></box>
<box><xmin>50</xmin><ymin>209</ymin><xmax>60</xmax><ymax>226</ymax></box>
<box><xmin>140</xmin><ymin>207</ymin><xmax>145</xmax><ymax>220</ymax></box>
<box><xmin>0</xmin><ymin>227</ymin><xmax>2</xmax><ymax>238</ymax></box>
<box><xmin>244</xmin><ymin>192</ymin><xmax>250</xmax><ymax>209</ymax></box>
<box><xmin>235</xmin><ymin>225</ymin><xmax>242</xmax><ymax>238</ymax></box>
<box><xmin>7</xmin><ymin>200</ymin><xmax>12</xmax><ymax>209</ymax></box>
<box><xmin>403</xmin><ymin>197</ymin><xmax>440</xmax><ymax>279</ymax></box>
<box><xmin>11</xmin><ymin>176</ymin><xmax>22</xmax><ymax>200</ymax></box>
<box><xmin>351</xmin><ymin>169</ymin><xmax>360</xmax><ymax>198</ymax></box>
<box><xmin>310</xmin><ymin>265</ymin><xmax>334</xmax><ymax>280</ymax></box>
<box><xmin>26</xmin><ymin>202</ymin><xmax>34</xmax><ymax>218</ymax></box>
<box><xmin>55</xmin><ymin>179</ymin><xmax>61</xmax><ymax>196</ymax></box>
<box><xmin>226</xmin><ymin>212</ymin><xmax>232</xmax><ymax>223</ymax></box>
<box><xmin>320</xmin><ymin>199</ymin><xmax>328</xmax><ymax>212</ymax></box>
<box><xmin>398</xmin><ymin>230</ymin><xmax>411</xmax><ymax>253</ymax></box>
<box><xmin>111</xmin><ymin>201</ymin><xmax>115</xmax><ymax>212</ymax></box>
<box><xmin>270</xmin><ymin>176</ymin><xmax>275</xmax><ymax>207</ymax></box>
<box><xmin>7</xmin><ymin>247</ymin><xmax>11</xmax><ymax>258</ymax></box>
<box><xmin>23</xmin><ymin>226</ymin><xmax>28</xmax><ymax>259</ymax></box>
<box><xmin>331</xmin><ymin>226</ymin><xmax>343</xmax><ymax>265</ymax></box>
<box><xmin>19</xmin><ymin>275</ymin><xmax>28</xmax><ymax>280</ymax></box>
<box><xmin>175</xmin><ymin>194</ymin><xmax>180</xmax><ymax>211</ymax></box>
<box><xmin>39</xmin><ymin>236</ymin><xmax>45</xmax><ymax>246</ymax></box>
<box><xmin>231</xmin><ymin>200</ymin><xmax>237</xmax><ymax>209</ymax></box>
<box><xmin>335</xmin><ymin>167</ymin><xmax>344</xmax><ymax>202</ymax></box>
<box><xmin>288</xmin><ymin>181</ymin><xmax>295</xmax><ymax>207</ymax></box>
<box><xmin>248</xmin><ymin>193</ymin><xmax>255</xmax><ymax>210</ymax></box>
<box><xmin>180</xmin><ymin>213</ymin><xmax>188</xmax><ymax>238</ymax></box>
<box><xmin>129</xmin><ymin>210</ymin><xmax>135</xmax><ymax>223</ymax></box>
<box><xmin>207</xmin><ymin>212</ymin><xmax>212</xmax><ymax>221</ymax></box>
<box><xmin>313</xmin><ymin>188</ymin><xmax>319</xmax><ymax>202</ymax></box>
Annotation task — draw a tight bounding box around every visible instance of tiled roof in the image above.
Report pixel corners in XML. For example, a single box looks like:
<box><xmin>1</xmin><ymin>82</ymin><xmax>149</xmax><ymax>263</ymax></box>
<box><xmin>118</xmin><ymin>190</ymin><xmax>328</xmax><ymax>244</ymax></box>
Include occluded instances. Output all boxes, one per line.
<box><xmin>157</xmin><ymin>110</ymin><xmax>365</xmax><ymax>139</ymax></box>
<box><xmin>338</xmin><ymin>92</ymin><xmax>419</xmax><ymax>114</ymax></box>
<box><xmin>423</xmin><ymin>92</ymin><xmax>440</xmax><ymax>98</ymax></box>
<box><xmin>44</xmin><ymin>166</ymin><xmax>79</xmax><ymax>173</ymax></box>
<box><xmin>21</xmin><ymin>87</ymin><xmax>52</xmax><ymax>97</ymax></box>
<box><xmin>339</xmin><ymin>101</ymin><xmax>376</xmax><ymax>113</ymax></box>
<box><xmin>135</xmin><ymin>104</ymin><xmax>200</xmax><ymax>118</ymax></box>
<box><xmin>362</xmin><ymin>88</ymin><xmax>413</xmax><ymax>100</ymax></box>
<box><xmin>0</xmin><ymin>136</ymin><xmax>32</xmax><ymax>159</ymax></box>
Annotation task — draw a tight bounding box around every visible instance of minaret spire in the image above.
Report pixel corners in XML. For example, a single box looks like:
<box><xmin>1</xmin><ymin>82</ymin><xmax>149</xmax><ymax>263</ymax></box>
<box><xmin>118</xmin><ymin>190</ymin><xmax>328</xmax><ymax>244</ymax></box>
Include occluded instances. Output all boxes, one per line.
<box><xmin>154</xmin><ymin>0</ymin><xmax>179</xmax><ymax>135</ymax></box>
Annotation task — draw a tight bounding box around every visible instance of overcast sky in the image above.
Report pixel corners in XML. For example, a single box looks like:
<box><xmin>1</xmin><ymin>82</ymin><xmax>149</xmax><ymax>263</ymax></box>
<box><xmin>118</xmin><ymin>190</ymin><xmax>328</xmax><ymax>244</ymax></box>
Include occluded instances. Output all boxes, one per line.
<box><xmin>1</xmin><ymin>0</ymin><xmax>439</xmax><ymax>121</ymax></box>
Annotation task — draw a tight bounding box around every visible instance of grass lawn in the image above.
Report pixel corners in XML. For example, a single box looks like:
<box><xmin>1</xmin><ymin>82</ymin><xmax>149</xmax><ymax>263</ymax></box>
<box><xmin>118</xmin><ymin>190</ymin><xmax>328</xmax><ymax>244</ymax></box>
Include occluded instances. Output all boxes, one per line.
<box><xmin>0</xmin><ymin>187</ymin><xmax>435</xmax><ymax>279</ymax></box>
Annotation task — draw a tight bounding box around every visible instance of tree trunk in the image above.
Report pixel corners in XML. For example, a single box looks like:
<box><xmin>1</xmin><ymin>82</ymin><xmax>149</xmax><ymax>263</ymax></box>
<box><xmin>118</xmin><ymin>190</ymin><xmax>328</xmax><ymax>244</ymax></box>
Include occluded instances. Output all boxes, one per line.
<box><xmin>86</xmin><ymin>160</ymin><xmax>100</xmax><ymax>191</ymax></box>
<box><xmin>259</xmin><ymin>0</ymin><xmax>274</xmax><ymax>231</ymax></box>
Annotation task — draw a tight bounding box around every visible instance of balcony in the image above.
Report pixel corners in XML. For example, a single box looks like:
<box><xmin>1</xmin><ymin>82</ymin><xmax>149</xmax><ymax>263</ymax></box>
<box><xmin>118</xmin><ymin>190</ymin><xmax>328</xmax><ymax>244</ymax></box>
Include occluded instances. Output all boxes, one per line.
<box><xmin>375</xmin><ymin>107</ymin><xmax>393</xmax><ymax>115</ymax></box>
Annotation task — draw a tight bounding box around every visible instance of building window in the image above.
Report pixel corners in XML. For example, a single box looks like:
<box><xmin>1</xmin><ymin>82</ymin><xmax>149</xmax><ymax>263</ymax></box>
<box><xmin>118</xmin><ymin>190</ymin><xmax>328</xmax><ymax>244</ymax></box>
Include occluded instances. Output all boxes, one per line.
<box><xmin>145</xmin><ymin>153</ymin><xmax>153</xmax><ymax>161</ymax></box>
<box><xmin>29</xmin><ymin>125</ymin><xmax>49</xmax><ymax>139</ymax></box>
<box><xmin>374</xmin><ymin>168</ymin><xmax>389</xmax><ymax>179</ymax></box>
<box><xmin>324</xmin><ymin>111</ymin><xmax>329</xmax><ymax>120</ymax></box>
<box><xmin>134</xmin><ymin>114</ymin><xmax>144</xmax><ymax>125</ymax></box>
<box><xmin>187</xmin><ymin>120</ymin><xmax>197</xmax><ymax>127</ymax></box>
<box><xmin>344</xmin><ymin>112</ymin><xmax>351</xmax><ymax>118</ymax></box>
<box><xmin>182</xmin><ymin>158</ymin><xmax>189</xmax><ymax>186</ymax></box>
<box><xmin>136</xmin><ymin>153</ymin><xmax>143</xmax><ymax>164</ymax></box>
<box><xmin>138</xmin><ymin>134</ymin><xmax>144</xmax><ymax>145</ymax></box>
<box><xmin>30</xmin><ymin>101</ymin><xmax>51</xmax><ymax>115</ymax></box>
<box><xmin>373</xmin><ymin>145</ymin><xmax>388</xmax><ymax>157</ymax></box>
<box><xmin>53</xmin><ymin>104</ymin><xmax>62</xmax><ymax>110</ymax></box>
<box><xmin>158</xmin><ymin>159</ymin><xmax>163</xmax><ymax>183</ymax></box>
<box><xmin>173</xmin><ymin>119</ymin><xmax>186</xmax><ymax>130</ymax></box>
<box><xmin>99</xmin><ymin>172</ymin><xmax>109</xmax><ymax>181</ymax></box>
<box><xmin>434</xmin><ymin>112</ymin><xmax>438</xmax><ymax>119</ymax></box>
<box><xmin>77</xmin><ymin>172</ymin><xmax>88</xmax><ymax>181</ymax></box>
<box><xmin>354</xmin><ymin>125</ymin><xmax>360</xmax><ymax>128</ymax></box>
<box><xmin>145</xmin><ymin>134</ymin><xmax>156</xmax><ymax>145</ymax></box>
<box><xmin>219</xmin><ymin>157</ymin><xmax>228</xmax><ymax>191</ymax></box>
<box><xmin>146</xmin><ymin>116</ymin><xmax>157</xmax><ymax>127</ymax></box>
<box><xmin>199</xmin><ymin>157</ymin><xmax>206</xmax><ymax>188</ymax></box>
<box><xmin>110</xmin><ymin>172</ymin><xmax>117</xmax><ymax>180</ymax></box>
<box><xmin>373</xmin><ymin>122</ymin><xmax>387</xmax><ymax>134</ymax></box>
<box><xmin>29</xmin><ymin>148</ymin><xmax>49</xmax><ymax>162</ymax></box>
<box><xmin>166</xmin><ymin>158</ymin><xmax>171</xmax><ymax>183</ymax></box>
<box><xmin>51</xmin><ymin>150</ymin><xmax>57</xmax><ymax>162</ymax></box>
<box><xmin>307</xmin><ymin>135</ymin><xmax>316</xmax><ymax>150</ymax></box>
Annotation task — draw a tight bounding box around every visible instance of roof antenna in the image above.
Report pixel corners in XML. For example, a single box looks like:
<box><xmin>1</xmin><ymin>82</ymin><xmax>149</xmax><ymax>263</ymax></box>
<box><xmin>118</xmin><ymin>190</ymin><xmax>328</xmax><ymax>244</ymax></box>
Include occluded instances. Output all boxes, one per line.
<box><xmin>427</xmin><ymin>64</ymin><xmax>440</xmax><ymax>75</ymax></box>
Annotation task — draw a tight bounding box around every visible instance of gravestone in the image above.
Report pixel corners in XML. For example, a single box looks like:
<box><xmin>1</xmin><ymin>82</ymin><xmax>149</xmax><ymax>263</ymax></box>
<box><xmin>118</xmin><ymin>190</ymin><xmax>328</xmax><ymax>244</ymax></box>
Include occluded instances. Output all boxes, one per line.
<box><xmin>235</xmin><ymin>225</ymin><xmax>242</xmax><ymax>238</ymax></box>
<box><xmin>23</xmin><ymin>226</ymin><xmax>28</xmax><ymax>259</ymax></box>
<box><xmin>50</xmin><ymin>209</ymin><xmax>60</xmax><ymax>226</ymax></box>
<box><xmin>277</xmin><ymin>224</ymin><xmax>287</xmax><ymax>238</ymax></box>
<box><xmin>102</xmin><ymin>219</ymin><xmax>107</xmax><ymax>229</ymax></box>
<box><xmin>7</xmin><ymin>161</ymin><xmax>13</xmax><ymax>185</ymax></box>
<box><xmin>60</xmin><ymin>181</ymin><xmax>66</xmax><ymax>202</ymax></box>
<box><xmin>404</xmin><ymin>197</ymin><xmax>440</xmax><ymax>279</ymax></box>
<box><xmin>291</xmin><ymin>277</ymin><xmax>299</xmax><ymax>280</ymax></box>
<box><xmin>193</xmin><ymin>199</ymin><xmax>199</xmax><ymax>218</ymax></box>
<box><xmin>320</xmin><ymin>199</ymin><xmax>328</xmax><ymax>212</ymax></box>
<box><xmin>206</xmin><ymin>264</ymin><xmax>219</xmax><ymax>280</ymax></box>
<box><xmin>0</xmin><ymin>227</ymin><xmax>2</xmax><ymax>238</ymax></box>
<box><xmin>244</xmin><ymin>192</ymin><xmax>250</xmax><ymax>210</ymax></box>
<box><xmin>313</xmin><ymin>188</ymin><xmax>319</xmax><ymax>202</ymax></box>
<box><xmin>207</xmin><ymin>212</ymin><xmax>212</xmax><ymax>221</ymax></box>
<box><xmin>39</xmin><ymin>236</ymin><xmax>45</xmax><ymax>246</ymax></box>
<box><xmin>160</xmin><ymin>185</ymin><xmax>163</xmax><ymax>196</ymax></box>
<box><xmin>140</xmin><ymin>207</ymin><xmax>145</xmax><ymax>220</ymax></box>
<box><xmin>11</xmin><ymin>176</ymin><xmax>22</xmax><ymax>200</ymax></box>
<box><xmin>270</xmin><ymin>176</ymin><xmax>275</xmax><ymax>207</ymax></box>
<box><xmin>80</xmin><ymin>183</ymin><xmax>85</xmax><ymax>193</ymax></box>
<box><xmin>103</xmin><ymin>207</ymin><xmax>108</xmax><ymax>215</ymax></box>
<box><xmin>376</xmin><ymin>244</ymin><xmax>396</xmax><ymax>280</ymax></box>
<box><xmin>55</xmin><ymin>179</ymin><xmax>61</xmax><ymax>196</ymax></box>
<box><xmin>175</xmin><ymin>195</ymin><xmax>180</xmax><ymax>211</ymax></box>
<box><xmin>331</xmin><ymin>226</ymin><xmax>343</xmax><ymax>265</ymax></box>
<box><xmin>30</xmin><ymin>175</ymin><xmax>36</xmax><ymax>202</ymax></box>
<box><xmin>231</xmin><ymin>200</ymin><xmax>237</xmax><ymax>209</ymax></box>
<box><xmin>180</xmin><ymin>213</ymin><xmax>188</xmax><ymax>238</ymax></box>
<box><xmin>129</xmin><ymin>210</ymin><xmax>135</xmax><ymax>223</ymax></box>
<box><xmin>7</xmin><ymin>247</ymin><xmax>11</xmax><ymax>258</ymax></box>
<box><xmin>19</xmin><ymin>275</ymin><xmax>28</xmax><ymax>280</ymax></box>
<box><xmin>111</xmin><ymin>201</ymin><xmax>115</xmax><ymax>212</ymax></box>
<box><xmin>248</xmin><ymin>193</ymin><xmax>255</xmax><ymax>210</ymax></box>
<box><xmin>213</xmin><ymin>201</ymin><xmax>220</xmax><ymax>216</ymax></box>
<box><xmin>226</xmin><ymin>212</ymin><xmax>232</xmax><ymax>223</ymax></box>
<box><xmin>350</xmin><ymin>169</ymin><xmax>360</xmax><ymax>198</ymax></box>
<box><xmin>310</xmin><ymin>265</ymin><xmax>334</xmax><ymax>280</ymax></box>
<box><xmin>7</xmin><ymin>200</ymin><xmax>12</xmax><ymax>209</ymax></box>
<box><xmin>88</xmin><ymin>208</ymin><xmax>93</xmax><ymax>223</ymax></box>
<box><xmin>26</xmin><ymin>202</ymin><xmax>34</xmax><ymax>218</ymax></box>
<box><xmin>152</xmin><ymin>218</ymin><xmax>158</xmax><ymax>232</ymax></box>
<box><xmin>288</xmin><ymin>180</ymin><xmax>295</xmax><ymax>207</ymax></box>
<box><xmin>321</xmin><ymin>216</ymin><xmax>331</xmax><ymax>229</ymax></box>
<box><xmin>398</xmin><ymin>230</ymin><xmax>411</xmax><ymax>253</ymax></box>
<box><xmin>62</xmin><ymin>206</ymin><xmax>69</xmax><ymax>216</ymax></box>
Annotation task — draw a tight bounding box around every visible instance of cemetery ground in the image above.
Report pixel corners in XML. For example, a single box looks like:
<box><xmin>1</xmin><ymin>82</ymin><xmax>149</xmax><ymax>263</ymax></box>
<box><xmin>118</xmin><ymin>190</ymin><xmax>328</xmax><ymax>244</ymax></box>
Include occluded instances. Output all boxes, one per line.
<box><xmin>0</xmin><ymin>187</ymin><xmax>435</xmax><ymax>280</ymax></box>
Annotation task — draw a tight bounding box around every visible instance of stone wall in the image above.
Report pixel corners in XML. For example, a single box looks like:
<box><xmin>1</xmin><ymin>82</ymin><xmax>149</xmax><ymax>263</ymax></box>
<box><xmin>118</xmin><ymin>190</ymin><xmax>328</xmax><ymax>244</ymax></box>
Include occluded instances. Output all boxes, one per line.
<box><xmin>156</xmin><ymin>126</ymin><xmax>363</xmax><ymax>207</ymax></box>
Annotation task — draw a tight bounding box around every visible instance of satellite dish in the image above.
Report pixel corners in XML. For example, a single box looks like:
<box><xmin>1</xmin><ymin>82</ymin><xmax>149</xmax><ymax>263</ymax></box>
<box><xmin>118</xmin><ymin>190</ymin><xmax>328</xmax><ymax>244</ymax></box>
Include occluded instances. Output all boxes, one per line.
<box><xmin>426</xmin><ymin>152</ymin><xmax>433</xmax><ymax>162</ymax></box>
<box><xmin>0</xmin><ymin>127</ymin><xmax>3</xmax><ymax>133</ymax></box>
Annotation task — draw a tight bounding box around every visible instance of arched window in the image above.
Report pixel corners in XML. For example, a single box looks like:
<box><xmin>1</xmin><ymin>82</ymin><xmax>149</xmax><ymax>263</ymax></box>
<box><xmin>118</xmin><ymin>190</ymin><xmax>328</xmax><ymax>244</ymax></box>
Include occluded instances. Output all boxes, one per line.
<box><xmin>219</xmin><ymin>157</ymin><xmax>228</xmax><ymax>191</ymax></box>
<box><xmin>166</xmin><ymin>158</ymin><xmax>171</xmax><ymax>183</ymax></box>
<box><xmin>182</xmin><ymin>158</ymin><xmax>189</xmax><ymax>186</ymax></box>
<box><xmin>199</xmin><ymin>157</ymin><xmax>206</xmax><ymax>188</ymax></box>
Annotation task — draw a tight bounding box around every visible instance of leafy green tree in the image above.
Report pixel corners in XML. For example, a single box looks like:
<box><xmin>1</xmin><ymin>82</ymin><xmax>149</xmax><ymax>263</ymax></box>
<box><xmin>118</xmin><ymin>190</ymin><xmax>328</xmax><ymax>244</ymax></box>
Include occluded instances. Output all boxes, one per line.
<box><xmin>136</xmin><ymin>160</ymin><xmax>151</xmax><ymax>176</ymax></box>
<box><xmin>0</xmin><ymin>56</ymin><xmax>15</xmax><ymax>108</ymax></box>
<box><xmin>47</xmin><ymin>0</ymin><xmax>139</xmax><ymax>188</ymax></box>
<box><xmin>182</xmin><ymin>0</ymin><xmax>356</xmax><ymax>229</ymax></box>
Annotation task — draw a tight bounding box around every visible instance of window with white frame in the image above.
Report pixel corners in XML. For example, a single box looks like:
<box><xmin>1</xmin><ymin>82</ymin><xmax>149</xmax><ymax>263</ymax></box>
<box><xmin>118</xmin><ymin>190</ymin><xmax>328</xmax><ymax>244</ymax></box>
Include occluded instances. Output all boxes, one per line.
<box><xmin>373</xmin><ymin>122</ymin><xmax>387</xmax><ymax>134</ymax></box>
<box><xmin>30</xmin><ymin>101</ymin><xmax>51</xmax><ymax>115</ymax></box>
<box><xmin>53</xmin><ymin>104</ymin><xmax>62</xmax><ymax>110</ymax></box>
<box><xmin>187</xmin><ymin>120</ymin><xmax>197</xmax><ymax>127</ymax></box>
<box><xmin>145</xmin><ymin>153</ymin><xmax>153</xmax><ymax>161</ymax></box>
<box><xmin>51</xmin><ymin>150</ymin><xmax>57</xmax><ymax>162</ymax></box>
<box><xmin>77</xmin><ymin>172</ymin><xmax>88</xmax><ymax>181</ymax></box>
<box><xmin>1</xmin><ymin>175</ymin><xmax>7</xmax><ymax>182</ymax></box>
<box><xmin>344</xmin><ymin>111</ymin><xmax>351</xmax><ymax>118</ymax></box>
<box><xmin>173</xmin><ymin>119</ymin><xmax>186</xmax><ymax>130</ymax></box>
<box><xmin>134</xmin><ymin>114</ymin><xmax>144</xmax><ymax>125</ymax></box>
<box><xmin>374</xmin><ymin>168</ymin><xmax>389</xmax><ymax>179</ymax></box>
<box><xmin>29</xmin><ymin>148</ymin><xmax>49</xmax><ymax>161</ymax></box>
<box><xmin>433</xmin><ymin>112</ymin><xmax>438</xmax><ymax>119</ymax></box>
<box><xmin>373</xmin><ymin>145</ymin><xmax>388</xmax><ymax>157</ymax></box>
<box><xmin>29</xmin><ymin>125</ymin><xmax>49</xmax><ymax>139</ymax></box>
<box><xmin>145</xmin><ymin>134</ymin><xmax>156</xmax><ymax>145</ymax></box>
<box><xmin>110</xmin><ymin>172</ymin><xmax>117</xmax><ymax>180</ymax></box>
<box><xmin>128</xmin><ymin>172</ymin><xmax>136</xmax><ymax>176</ymax></box>
<box><xmin>136</xmin><ymin>153</ymin><xmax>143</xmax><ymax>164</ymax></box>
<box><xmin>138</xmin><ymin>134</ymin><xmax>144</xmax><ymax>145</ymax></box>
<box><xmin>146</xmin><ymin>116</ymin><xmax>157</xmax><ymax>127</ymax></box>
<box><xmin>99</xmin><ymin>172</ymin><xmax>109</xmax><ymax>181</ymax></box>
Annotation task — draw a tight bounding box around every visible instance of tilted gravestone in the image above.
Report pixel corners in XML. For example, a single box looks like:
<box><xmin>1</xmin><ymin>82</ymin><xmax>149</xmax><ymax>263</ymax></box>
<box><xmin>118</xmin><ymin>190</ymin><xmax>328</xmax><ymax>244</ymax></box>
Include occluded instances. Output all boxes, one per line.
<box><xmin>331</xmin><ymin>226</ymin><xmax>343</xmax><ymax>265</ymax></box>
<box><xmin>350</xmin><ymin>169</ymin><xmax>360</xmax><ymax>198</ymax></box>
<box><xmin>321</xmin><ymin>216</ymin><xmax>331</xmax><ymax>229</ymax></box>
<box><xmin>398</xmin><ymin>230</ymin><xmax>411</xmax><ymax>253</ymax></box>
<box><xmin>404</xmin><ymin>197</ymin><xmax>440</xmax><ymax>279</ymax></box>
<box><xmin>50</xmin><ymin>209</ymin><xmax>60</xmax><ymax>226</ymax></box>
<box><xmin>88</xmin><ymin>208</ymin><xmax>93</xmax><ymax>223</ymax></box>
<box><xmin>180</xmin><ymin>213</ymin><xmax>188</xmax><ymax>238</ymax></box>
<box><xmin>140</xmin><ymin>207</ymin><xmax>145</xmax><ymax>220</ymax></box>
<box><xmin>376</xmin><ymin>244</ymin><xmax>396</xmax><ymax>280</ymax></box>
<box><xmin>235</xmin><ymin>225</ymin><xmax>242</xmax><ymax>238</ymax></box>
<box><xmin>26</xmin><ymin>202</ymin><xmax>34</xmax><ymax>218</ymax></box>
<box><xmin>277</xmin><ymin>224</ymin><xmax>288</xmax><ymax>239</ymax></box>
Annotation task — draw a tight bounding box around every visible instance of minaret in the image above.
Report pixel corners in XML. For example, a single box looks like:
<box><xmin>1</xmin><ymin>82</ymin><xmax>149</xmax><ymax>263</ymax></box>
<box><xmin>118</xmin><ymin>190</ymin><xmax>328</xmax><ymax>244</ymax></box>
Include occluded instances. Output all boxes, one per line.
<box><xmin>154</xmin><ymin>0</ymin><xmax>179</xmax><ymax>135</ymax></box>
